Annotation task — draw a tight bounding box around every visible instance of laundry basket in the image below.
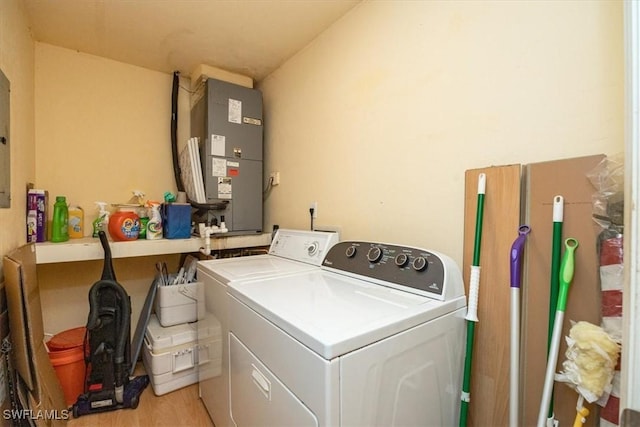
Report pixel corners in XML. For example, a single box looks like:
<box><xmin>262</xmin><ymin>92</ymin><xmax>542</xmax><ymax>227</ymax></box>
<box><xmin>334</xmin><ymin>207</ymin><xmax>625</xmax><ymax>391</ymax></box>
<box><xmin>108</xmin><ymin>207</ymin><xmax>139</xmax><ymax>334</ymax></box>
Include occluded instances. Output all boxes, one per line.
<box><xmin>47</xmin><ymin>327</ymin><xmax>86</xmax><ymax>406</ymax></box>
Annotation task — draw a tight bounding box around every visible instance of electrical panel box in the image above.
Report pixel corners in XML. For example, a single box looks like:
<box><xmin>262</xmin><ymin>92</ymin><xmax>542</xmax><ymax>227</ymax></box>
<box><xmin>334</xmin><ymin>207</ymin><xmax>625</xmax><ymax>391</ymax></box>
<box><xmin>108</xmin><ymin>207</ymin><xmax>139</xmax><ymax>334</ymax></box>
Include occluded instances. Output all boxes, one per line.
<box><xmin>0</xmin><ymin>69</ymin><xmax>10</xmax><ymax>208</ymax></box>
<box><xmin>191</xmin><ymin>78</ymin><xmax>263</xmax><ymax>235</ymax></box>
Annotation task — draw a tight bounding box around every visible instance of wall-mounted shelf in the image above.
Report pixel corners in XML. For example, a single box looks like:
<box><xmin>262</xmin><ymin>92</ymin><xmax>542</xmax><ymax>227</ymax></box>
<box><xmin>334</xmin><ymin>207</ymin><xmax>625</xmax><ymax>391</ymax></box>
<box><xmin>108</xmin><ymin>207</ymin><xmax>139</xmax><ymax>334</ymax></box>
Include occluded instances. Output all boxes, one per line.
<box><xmin>35</xmin><ymin>233</ymin><xmax>272</xmax><ymax>264</ymax></box>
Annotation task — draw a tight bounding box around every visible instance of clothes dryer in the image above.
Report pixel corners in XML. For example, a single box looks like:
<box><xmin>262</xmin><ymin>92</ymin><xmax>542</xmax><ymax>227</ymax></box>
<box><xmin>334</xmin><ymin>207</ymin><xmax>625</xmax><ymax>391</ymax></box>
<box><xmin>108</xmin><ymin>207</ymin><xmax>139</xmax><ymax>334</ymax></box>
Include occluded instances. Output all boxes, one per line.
<box><xmin>227</xmin><ymin>241</ymin><xmax>466</xmax><ymax>426</ymax></box>
<box><xmin>197</xmin><ymin>229</ymin><xmax>339</xmax><ymax>427</ymax></box>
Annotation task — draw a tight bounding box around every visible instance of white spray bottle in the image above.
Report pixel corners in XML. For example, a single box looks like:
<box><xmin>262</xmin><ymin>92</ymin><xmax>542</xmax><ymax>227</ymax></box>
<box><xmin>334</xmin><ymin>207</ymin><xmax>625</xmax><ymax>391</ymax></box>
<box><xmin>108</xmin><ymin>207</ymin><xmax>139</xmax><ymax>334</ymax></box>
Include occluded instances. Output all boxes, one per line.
<box><xmin>146</xmin><ymin>202</ymin><xmax>163</xmax><ymax>240</ymax></box>
<box><xmin>93</xmin><ymin>202</ymin><xmax>110</xmax><ymax>237</ymax></box>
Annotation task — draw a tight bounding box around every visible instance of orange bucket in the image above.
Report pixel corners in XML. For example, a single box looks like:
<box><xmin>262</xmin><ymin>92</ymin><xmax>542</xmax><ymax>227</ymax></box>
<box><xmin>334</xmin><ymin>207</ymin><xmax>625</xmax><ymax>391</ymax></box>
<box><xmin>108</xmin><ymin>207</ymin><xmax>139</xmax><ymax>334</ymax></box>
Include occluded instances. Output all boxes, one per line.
<box><xmin>47</xmin><ymin>327</ymin><xmax>86</xmax><ymax>406</ymax></box>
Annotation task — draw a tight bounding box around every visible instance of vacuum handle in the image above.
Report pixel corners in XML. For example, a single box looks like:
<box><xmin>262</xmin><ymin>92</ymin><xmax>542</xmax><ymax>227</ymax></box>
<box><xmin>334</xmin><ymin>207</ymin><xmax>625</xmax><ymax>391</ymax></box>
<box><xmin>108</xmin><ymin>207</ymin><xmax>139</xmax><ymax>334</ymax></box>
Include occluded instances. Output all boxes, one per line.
<box><xmin>98</xmin><ymin>231</ymin><xmax>117</xmax><ymax>282</ymax></box>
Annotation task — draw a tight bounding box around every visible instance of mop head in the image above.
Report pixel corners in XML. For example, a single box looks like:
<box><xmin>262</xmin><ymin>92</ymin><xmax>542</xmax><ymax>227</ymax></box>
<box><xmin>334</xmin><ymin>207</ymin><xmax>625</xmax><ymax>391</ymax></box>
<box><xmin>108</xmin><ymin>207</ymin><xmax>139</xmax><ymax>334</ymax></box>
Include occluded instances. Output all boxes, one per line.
<box><xmin>555</xmin><ymin>321</ymin><xmax>621</xmax><ymax>404</ymax></box>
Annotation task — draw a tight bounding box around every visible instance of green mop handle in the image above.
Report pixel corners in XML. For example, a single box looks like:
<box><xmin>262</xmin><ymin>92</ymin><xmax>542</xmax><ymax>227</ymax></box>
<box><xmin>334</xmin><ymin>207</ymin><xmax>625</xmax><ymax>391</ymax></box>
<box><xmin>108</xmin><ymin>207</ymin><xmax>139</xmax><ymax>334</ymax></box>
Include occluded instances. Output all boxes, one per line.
<box><xmin>537</xmin><ymin>238</ymin><xmax>578</xmax><ymax>427</ymax></box>
<box><xmin>557</xmin><ymin>238</ymin><xmax>577</xmax><ymax>311</ymax></box>
<box><xmin>547</xmin><ymin>196</ymin><xmax>564</xmax><ymax>424</ymax></box>
<box><xmin>460</xmin><ymin>173</ymin><xmax>486</xmax><ymax>427</ymax></box>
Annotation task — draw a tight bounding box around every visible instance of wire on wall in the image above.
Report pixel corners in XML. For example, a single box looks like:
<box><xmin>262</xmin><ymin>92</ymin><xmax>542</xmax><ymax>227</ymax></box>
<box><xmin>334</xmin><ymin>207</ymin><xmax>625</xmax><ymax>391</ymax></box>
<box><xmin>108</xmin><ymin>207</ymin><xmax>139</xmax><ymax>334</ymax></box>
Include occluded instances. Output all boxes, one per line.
<box><xmin>263</xmin><ymin>175</ymin><xmax>274</xmax><ymax>200</ymax></box>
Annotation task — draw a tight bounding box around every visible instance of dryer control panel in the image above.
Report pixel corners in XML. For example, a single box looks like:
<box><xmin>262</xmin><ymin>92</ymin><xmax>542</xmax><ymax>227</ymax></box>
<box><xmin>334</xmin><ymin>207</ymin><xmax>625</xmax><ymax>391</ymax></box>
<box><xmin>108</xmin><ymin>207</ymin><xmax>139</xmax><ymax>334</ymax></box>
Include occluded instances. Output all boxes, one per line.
<box><xmin>268</xmin><ymin>229</ymin><xmax>339</xmax><ymax>266</ymax></box>
<box><xmin>322</xmin><ymin>241</ymin><xmax>464</xmax><ymax>301</ymax></box>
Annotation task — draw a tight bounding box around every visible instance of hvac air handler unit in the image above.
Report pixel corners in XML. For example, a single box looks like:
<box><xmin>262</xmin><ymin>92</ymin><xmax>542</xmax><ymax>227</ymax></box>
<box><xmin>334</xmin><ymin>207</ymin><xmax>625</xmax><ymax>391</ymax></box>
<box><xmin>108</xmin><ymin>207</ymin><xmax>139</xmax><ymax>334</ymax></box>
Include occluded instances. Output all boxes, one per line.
<box><xmin>191</xmin><ymin>78</ymin><xmax>263</xmax><ymax>235</ymax></box>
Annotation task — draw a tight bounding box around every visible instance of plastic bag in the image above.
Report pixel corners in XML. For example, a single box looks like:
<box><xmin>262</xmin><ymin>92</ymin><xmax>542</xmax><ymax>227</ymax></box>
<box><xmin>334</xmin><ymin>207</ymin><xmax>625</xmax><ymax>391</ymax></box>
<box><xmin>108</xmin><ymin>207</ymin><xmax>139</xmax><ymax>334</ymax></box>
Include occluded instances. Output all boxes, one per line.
<box><xmin>586</xmin><ymin>153</ymin><xmax>624</xmax><ymax>231</ymax></box>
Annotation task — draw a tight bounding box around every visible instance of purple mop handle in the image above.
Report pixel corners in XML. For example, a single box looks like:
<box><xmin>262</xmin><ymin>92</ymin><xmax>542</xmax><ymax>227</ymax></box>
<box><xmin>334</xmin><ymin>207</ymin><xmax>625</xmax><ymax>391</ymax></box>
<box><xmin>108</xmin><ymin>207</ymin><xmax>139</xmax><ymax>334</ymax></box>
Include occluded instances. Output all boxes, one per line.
<box><xmin>510</xmin><ymin>225</ymin><xmax>531</xmax><ymax>288</ymax></box>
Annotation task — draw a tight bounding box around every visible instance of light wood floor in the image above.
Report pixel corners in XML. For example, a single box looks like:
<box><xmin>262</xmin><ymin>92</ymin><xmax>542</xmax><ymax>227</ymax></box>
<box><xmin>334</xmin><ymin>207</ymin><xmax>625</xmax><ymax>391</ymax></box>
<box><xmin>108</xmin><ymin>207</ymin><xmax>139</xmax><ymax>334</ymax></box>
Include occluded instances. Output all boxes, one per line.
<box><xmin>67</xmin><ymin>380</ymin><xmax>214</xmax><ymax>427</ymax></box>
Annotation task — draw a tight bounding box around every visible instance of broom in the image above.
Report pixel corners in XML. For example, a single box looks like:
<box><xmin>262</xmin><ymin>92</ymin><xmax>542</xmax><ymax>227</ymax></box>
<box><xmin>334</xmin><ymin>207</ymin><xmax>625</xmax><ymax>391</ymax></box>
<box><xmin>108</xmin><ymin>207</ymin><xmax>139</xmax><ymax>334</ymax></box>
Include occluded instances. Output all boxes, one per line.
<box><xmin>537</xmin><ymin>238</ymin><xmax>579</xmax><ymax>427</ymax></box>
<box><xmin>459</xmin><ymin>173</ymin><xmax>486</xmax><ymax>426</ymax></box>
<box><xmin>510</xmin><ymin>225</ymin><xmax>531</xmax><ymax>427</ymax></box>
<box><xmin>546</xmin><ymin>195</ymin><xmax>564</xmax><ymax>426</ymax></box>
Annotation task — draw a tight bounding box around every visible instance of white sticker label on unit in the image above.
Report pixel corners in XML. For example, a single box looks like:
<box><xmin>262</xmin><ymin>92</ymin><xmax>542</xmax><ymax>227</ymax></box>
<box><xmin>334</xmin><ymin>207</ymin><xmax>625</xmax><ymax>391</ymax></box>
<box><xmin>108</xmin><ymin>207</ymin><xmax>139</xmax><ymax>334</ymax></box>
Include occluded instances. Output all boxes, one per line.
<box><xmin>243</xmin><ymin>117</ymin><xmax>262</xmax><ymax>126</ymax></box>
<box><xmin>212</xmin><ymin>158</ymin><xmax>226</xmax><ymax>177</ymax></box>
<box><xmin>218</xmin><ymin>177</ymin><xmax>232</xmax><ymax>199</ymax></box>
<box><xmin>211</xmin><ymin>134</ymin><xmax>225</xmax><ymax>156</ymax></box>
<box><xmin>227</xmin><ymin>161</ymin><xmax>239</xmax><ymax>167</ymax></box>
<box><xmin>228</xmin><ymin>99</ymin><xmax>242</xmax><ymax>124</ymax></box>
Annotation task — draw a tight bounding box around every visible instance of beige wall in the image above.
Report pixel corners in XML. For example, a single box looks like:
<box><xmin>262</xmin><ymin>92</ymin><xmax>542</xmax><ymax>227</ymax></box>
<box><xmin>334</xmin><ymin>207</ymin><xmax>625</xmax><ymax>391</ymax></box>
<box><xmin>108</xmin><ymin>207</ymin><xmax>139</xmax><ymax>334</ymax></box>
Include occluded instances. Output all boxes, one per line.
<box><xmin>35</xmin><ymin>43</ymin><xmax>191</xmax><ymax>225</ymax></box>
<box><xmin>259</xmin><ymin>0</ymin><xmax>624</xmax><ymax>264</ymax></box>
<box><xmin>0</xmin><ymin>0</ymin><xmax>35</xmax><ymax>278</ymax></box>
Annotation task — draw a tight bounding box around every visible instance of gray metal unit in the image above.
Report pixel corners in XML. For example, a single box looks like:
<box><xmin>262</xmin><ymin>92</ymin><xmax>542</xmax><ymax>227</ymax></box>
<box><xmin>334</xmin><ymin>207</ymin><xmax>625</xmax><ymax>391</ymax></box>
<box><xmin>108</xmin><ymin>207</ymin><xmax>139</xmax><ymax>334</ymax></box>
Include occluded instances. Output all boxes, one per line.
<box><xmin>191</xmin><ymin>78</ymin><xmax>263</xmax><ymax>235</ymax></box>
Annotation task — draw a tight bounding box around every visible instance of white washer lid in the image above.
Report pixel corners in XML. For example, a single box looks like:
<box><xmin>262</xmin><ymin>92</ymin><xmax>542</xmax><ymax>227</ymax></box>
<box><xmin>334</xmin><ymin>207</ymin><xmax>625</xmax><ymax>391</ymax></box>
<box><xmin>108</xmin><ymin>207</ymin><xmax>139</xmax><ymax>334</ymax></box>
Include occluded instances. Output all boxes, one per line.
<box><xmin>198</xmin><ymin>255</ymin><xmax>319</xmax><ymax>283</ymax></box>
<box><xmin>228</xmin><ymin>270</ymin><xmax>466</xmax><ymax>359</ymax></box>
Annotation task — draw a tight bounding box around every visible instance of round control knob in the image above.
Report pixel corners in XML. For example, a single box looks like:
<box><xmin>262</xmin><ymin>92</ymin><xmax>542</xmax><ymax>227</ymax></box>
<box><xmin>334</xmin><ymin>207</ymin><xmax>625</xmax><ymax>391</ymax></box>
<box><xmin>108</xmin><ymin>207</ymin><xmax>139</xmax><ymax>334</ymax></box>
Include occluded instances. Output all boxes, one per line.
<box><xmin>395</xmin><ymin>253</ymin><xmax>409</xmax><ymax>267</ymax></box>
<box><xmin>307</xmin><ymin>241</ymin><xmax>319</xmax><ymax>256</ymax></box>
<box><xmin>345</xmin><ymin>246</ymin><xmax>357</xmax><ymax>258</ymax></box>
<box><xmin>367</xmin><ymin>247</ymin><xmax>383</xmax><ymax>263</ymax></box>
<box><xmin>412</xmin><ymin>256</ymin><xmax>428</xmax><ymax>271</ymax></box>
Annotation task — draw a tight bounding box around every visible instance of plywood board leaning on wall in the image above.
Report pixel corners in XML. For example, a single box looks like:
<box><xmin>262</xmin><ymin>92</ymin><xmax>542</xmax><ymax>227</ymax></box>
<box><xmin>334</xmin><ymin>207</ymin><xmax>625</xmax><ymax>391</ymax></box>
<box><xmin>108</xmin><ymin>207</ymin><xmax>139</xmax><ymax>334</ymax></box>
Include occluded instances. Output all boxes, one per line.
<box><xmin>463</xmin><ymin>164</ymin><xmax>522</xmax><ymax>427</ymax></box>
<box><xmin>4</xmin><ymin>245</ymin><xmax>67</xmax><ymax>426</ymax></box>
<box><xmin>521</xmin><ymin>154</ymin><xmax>604</xmax><ymax>427</ymax></box>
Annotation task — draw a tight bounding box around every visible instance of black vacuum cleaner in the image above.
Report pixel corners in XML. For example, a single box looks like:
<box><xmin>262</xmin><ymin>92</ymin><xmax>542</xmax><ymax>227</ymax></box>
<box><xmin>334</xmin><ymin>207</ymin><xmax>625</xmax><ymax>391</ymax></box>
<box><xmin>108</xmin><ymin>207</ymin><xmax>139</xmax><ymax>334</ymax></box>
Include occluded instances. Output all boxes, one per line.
<box><xmin>72</xmin><ymin>231</ymin><xmax>149</xmax><ymax>417</ymax></box>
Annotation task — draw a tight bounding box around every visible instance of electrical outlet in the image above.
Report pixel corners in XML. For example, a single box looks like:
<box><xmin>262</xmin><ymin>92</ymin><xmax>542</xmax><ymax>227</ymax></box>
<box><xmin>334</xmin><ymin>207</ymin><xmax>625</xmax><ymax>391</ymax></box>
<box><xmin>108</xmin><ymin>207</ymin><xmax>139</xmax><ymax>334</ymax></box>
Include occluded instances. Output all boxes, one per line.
<box><xmin>310</xmin><ymin>201</ymin><xmax>318</xmax><ymax>219</ymax></box>
<box><xmin>270</xmin><ymin>171</ymin><xmax>280</xmax><ymax>186</ymax></box>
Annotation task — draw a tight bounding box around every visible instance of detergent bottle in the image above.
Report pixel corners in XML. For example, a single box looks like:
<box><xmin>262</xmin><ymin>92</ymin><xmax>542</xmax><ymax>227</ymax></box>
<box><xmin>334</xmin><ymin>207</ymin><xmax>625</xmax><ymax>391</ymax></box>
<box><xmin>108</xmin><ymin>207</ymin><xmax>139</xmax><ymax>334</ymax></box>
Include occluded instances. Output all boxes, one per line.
<box><xmin>51</xmin><ymin>196</ymin><xmax>69</xmax><ymax>243</ymax></box>
<box><xmin>92</xmin><ymin>202</ymin><xmax>110</xmax><ymax>238</ymax></box>
<box><xmin>146</xmin><ymin>202</ymin><xmax>163</xmax><ymax>240</ymax></box>
<box><xmin>138</xmin><ymin>207</ymin><xmax>149</xmax><ymax>239</ymax></box>
<box><xmin>68</xmin><ymin>205</ymin><xmax>84</xmax><ymax>238</ymax></box>
<box><xmin>109</xmin><ymin>206</ymin><xmax>140</xmax><ymax>241</ymax></box>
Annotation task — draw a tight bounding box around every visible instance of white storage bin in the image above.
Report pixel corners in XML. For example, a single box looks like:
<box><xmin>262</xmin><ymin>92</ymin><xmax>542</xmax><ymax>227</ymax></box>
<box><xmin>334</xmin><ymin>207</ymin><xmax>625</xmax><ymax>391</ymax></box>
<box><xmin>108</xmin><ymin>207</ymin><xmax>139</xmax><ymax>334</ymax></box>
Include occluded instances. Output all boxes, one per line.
<box><xmin>155</xmin><ymin>281</ymin><xmax>205</xmax><ymax>327</ymax></box>
<box><xmin>143</xmin><ymin>312</ymin><xmax>222</xmax><ymax>395</ymax></box>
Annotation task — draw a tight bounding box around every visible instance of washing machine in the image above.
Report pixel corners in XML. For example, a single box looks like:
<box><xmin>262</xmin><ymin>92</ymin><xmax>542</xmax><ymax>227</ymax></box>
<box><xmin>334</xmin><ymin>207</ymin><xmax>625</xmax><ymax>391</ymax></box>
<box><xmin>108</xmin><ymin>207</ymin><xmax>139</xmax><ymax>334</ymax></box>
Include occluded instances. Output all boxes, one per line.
<box><xmin>227</xmin><ymin>240</ymin><xmax>467</xmax><ymax>427</ymax></box>
<box><xmin>196</xmin><ymin>229</ymin><xmax>339</xmax><ymax>427</ymax></box>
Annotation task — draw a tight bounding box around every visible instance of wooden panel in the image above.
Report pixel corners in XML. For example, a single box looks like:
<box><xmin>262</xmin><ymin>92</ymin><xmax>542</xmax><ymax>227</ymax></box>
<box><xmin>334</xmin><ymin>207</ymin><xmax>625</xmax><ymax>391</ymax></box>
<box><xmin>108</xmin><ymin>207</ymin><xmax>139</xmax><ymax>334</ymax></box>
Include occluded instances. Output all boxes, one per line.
<box><xmin>463</xmin><ymin>165</ymin><xmax>522</xmax><ymax>427</ymax></box>
<box><xmin>521</xmin><ymin>154</ymin><xmax>604</xmax><ymax>427</ymax></box>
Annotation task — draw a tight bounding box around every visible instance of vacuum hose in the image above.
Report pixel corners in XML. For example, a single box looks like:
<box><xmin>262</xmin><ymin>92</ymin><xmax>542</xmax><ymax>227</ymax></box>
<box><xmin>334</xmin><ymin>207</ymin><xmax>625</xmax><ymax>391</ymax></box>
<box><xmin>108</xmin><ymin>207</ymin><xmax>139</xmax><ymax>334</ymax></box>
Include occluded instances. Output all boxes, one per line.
<box><xmin>98</xmin><ymin>231</ymin><xmax>117</xmax><ymax>282</ymax></box>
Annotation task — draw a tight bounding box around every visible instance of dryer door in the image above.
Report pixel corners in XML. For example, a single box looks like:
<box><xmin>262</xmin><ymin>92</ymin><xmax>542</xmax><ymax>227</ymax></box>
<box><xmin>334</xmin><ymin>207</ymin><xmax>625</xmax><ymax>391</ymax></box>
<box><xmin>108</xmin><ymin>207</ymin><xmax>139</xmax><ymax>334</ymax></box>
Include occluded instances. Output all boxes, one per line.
<box><xmin>230</xmin><ymin>333</ymin><xmax>319</xmax><ymax>427</ymax></box>
<box><xmin>340</xmin><ymin>308</ymin><xmax>466</xmax><ymax>427</ymax></box>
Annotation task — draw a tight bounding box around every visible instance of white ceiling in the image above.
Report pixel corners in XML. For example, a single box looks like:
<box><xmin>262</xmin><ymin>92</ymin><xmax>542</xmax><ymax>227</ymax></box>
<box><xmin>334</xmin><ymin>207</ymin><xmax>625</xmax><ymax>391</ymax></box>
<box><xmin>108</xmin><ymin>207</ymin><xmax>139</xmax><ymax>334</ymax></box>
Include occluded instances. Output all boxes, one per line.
<box><xmin>23</xmin><ymin>0</ymin><xmax>361</xmax><ymax>82</ymax></box>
